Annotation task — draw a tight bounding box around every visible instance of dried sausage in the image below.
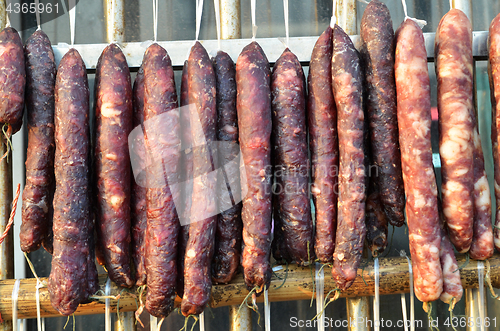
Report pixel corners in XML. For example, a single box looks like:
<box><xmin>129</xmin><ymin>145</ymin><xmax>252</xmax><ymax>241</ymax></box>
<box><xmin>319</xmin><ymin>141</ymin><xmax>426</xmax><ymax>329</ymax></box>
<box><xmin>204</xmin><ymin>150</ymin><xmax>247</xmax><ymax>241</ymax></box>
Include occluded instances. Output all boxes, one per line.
<box><xmin>21</xmin><ymin>30</ymin><xmax>56</xmax><ymax>253</ymax></box>
<box><xmin>331</xmin><ymin>25</ymin><xmax>366</xmax><ymax>291</ymax></box>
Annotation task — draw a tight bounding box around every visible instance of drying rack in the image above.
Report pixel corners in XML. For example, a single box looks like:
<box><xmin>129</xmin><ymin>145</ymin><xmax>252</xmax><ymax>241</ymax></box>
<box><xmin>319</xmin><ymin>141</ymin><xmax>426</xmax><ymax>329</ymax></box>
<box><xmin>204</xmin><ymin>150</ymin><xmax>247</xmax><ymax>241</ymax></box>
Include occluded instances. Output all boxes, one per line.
<box><xmin>0</xmin><ymin>0</ymin><xmax>497</xmax><ymax>330</ymax></box>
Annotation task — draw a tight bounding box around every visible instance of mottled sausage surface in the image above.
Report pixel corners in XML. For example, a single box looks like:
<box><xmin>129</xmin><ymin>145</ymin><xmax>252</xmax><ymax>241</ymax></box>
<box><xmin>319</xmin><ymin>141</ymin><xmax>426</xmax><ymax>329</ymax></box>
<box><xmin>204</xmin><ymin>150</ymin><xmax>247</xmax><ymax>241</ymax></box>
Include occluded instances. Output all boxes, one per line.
<box><xmin>271</xmin><ymin>48</ymin><xmax>313</xmax><ymax>265</ymax></box>
<box><xmin>212</xmin><ymin>50</ymin><xmax>242</xmax><ymax>284</ymax></box>
<box><xmin>308</xmin><ymin>26</ymin><xmax>337</xmax><ymax>264</ymax></box>
<box><xmin>48</xmin><ymin>48</ymin><xmax>98</xmax><ymax>316</ymax></box>
<box><xmin>181</xmin><ymin>41</ymin><xmax>217</xmax><ymax>316</ymax></box>
<box><xmin>469</xmin><ymin>127</ymin><xmax>494</xmax><ymax>260</ymax></box>
<box><xmin>21</xmin><ymin>30</ymin><xmax>56</xmax><ymax>254</ymax></box>
<box><xmin>435</xmin><ymin>9</ymin><xmax>475</xmax><ymax>253</ymax></box>
<box><xmin>143</xmin><ymin>43</ymin><xmax>180</xmax><ymax>318</ymax></box>
<box><xmin>488</xmin><ymin>13</ymin><xmax>500</xmax><ymax>252</ymax></box>
<box><xmin>0</xmin><ymin>27</ymin><xmax>25</xmax><ymax>132</ymax></box>
<box><xmin>331</xmin><ymin>25</ymin><xmax>366</xmax><ymax>291</ymax></box>
<box><xmin>236</xmin><ymin>41</ymin><xmax>272</xmax><ymax>292</ymax></box>
<box><xmin>439</xmin><ymin>224</ymin><xmax>463</xmax><ymax>305</ymax></box>
<box><xmin>395</xmin><ymin>19</ymin><xmax>443</xmax><ymax>302</ymax></box>
<box><xmin>360</xmin><ymin>0</ymin><xmax>405</xmax><ymax>227</ymax></box>
<box><xmin>94</xmin><ymin>43</ymin><xmax>134</xmax><ymax>288</ymax></box>
<box><xmin>131</xmin><ymin>66</ymin><xmax>147</xmax><ymax>286</ymax></box>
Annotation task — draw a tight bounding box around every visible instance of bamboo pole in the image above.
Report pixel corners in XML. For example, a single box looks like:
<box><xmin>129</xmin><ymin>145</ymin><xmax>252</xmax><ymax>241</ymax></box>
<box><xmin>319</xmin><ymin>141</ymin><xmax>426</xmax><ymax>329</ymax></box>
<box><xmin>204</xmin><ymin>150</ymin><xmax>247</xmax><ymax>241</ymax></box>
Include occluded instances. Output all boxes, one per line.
<box><xmin>0</xmin><ymin>255</ymin><xmax>498</xmax><ymax>320</ymax></box>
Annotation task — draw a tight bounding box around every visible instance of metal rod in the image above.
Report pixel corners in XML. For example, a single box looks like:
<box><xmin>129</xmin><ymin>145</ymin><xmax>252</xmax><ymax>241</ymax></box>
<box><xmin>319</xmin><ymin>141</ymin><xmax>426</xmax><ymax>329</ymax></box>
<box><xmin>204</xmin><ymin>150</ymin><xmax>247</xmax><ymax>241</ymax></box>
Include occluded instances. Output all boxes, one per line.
<box><xmin>336</xmin><ymin>0</ymin><xmax>356</xmax><ymax>35</ymax></box>
<box><xmin>451</xmin><ymin>0</ymin><xmax>473</xmax><ymax>22</ymax></box>
<box><xmin>220</xmin><ymin>0</ymin><xmax>241</xmax><ymax>39</ymax></box>
<box><xmin>104</xmin><ymin>0</ymin><xmax>125</xmax><ymax>43</ymax></box>
<box><xmin>346</xmin><ymin>297</ymin><xmax>371</xmax><ymax>331</ymax></box>
<box><xmin>466</xmin><ymin>288</ymin><xmax>488</xmax><ymax>331</ymax></box>
<box><xmin>229</xmin><ymin>305</ymin><xmax>252</xmax><ymax>331</ymax></box>
<box><xmin>114</xmin><ymin>312</ymin><xmax>136</xmax><ymax>331</ymax></box>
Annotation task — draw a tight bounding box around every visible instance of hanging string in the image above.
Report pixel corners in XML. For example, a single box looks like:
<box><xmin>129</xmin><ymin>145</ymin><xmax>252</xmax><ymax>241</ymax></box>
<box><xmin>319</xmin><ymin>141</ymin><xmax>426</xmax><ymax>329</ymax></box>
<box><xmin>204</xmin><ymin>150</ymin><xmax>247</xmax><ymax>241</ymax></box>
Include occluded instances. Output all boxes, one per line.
<box><xmin>195</xmin><ymin>0</ymin><xmax>204</xmax><ymax>41</ymax></box>
<box><xmin>400</xmin><ymin>251</ymin><xmax>415</xmax><ymax>331</ymax></box>
<box><xmin>251</xmin><ymin>0</ymin><xmax>257</xmax><ymax>40</ymax></box>
<box><xmin>315</xmin><ymin>263</ymin><xmax>325</xmax><ymax>331</ymax></box>
<box><xmin>330</xmin><ymin>0</ymin><xmax>337</xmax><ymax>28</ymax></box>
<box><xmin>283</xmin><ymin>0</ymin><xmax>289</xmax><ymax>48</ymax></box>
<box><xmin>105</xmin><ymin>278</ymin><xmax>111</xmax><ymax>331</ymax></box>
<box><xmin>478</xmin><ymin>262</ymin><xmax>485</xmax><ymax>331</ymax></box>
<box><xmin>110</xmin><ymin>0</ymin><xmax>115</xmax><ymax>43</ymax></box>
<box><xmin>214</xmin><ymin>0</ymin><xmax>221</xmax><ymax>50</ymax></box>
<box><xmin>374</xmin><ymin>258</ymin><xmax>380</xmax><ymax>331</ymax></box>
<box><xmin>12</xmin><ymin>279</ymin><xmax>20</xmax><ymax>331</ymax></box>
<box><xmin>152</xmin><ymin>0</ymin><xmax>158</xmax><ymax>42</ymax></box>
<box><xmin>150</xmin><ymin>315</ymin><xmax>158</xmax><ymax>331</ymax></box>
<box><xmin>264</xmin><ymin>287</ymin><xmax>270</xmax><ymax>331</ymax></box>
<box><xmin>449</xmin><ymin>0</ymin><xmax>453</xmax><ymax>10</ymax></box>
<box><xmin>69</xmin><ymin>0</ymin><xmax>76</xmax><ymax>45</ymax></box>
<box><xmin>35</xmin><ymin>0</ymin><xmax>41</xmax><ymax>30</ymax></box>
<box><xmin>400</xmin><ymin>0</ymin><xmax>426</xmax><ymax>28</ymax></box>
<box><xmin>199</xmin><ymin>311</ymin><xmax>205</xmax><ymax>331</ymax></box>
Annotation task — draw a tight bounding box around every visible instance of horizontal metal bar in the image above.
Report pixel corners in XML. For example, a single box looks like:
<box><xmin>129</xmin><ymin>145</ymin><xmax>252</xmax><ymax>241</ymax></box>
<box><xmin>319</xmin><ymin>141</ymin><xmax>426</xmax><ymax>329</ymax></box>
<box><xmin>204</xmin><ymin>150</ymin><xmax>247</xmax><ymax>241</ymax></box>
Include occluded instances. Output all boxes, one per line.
<box><xmin>52</xmin><ymin>31</ymin><xmax>490</xmax><ymax>69</ymax></box>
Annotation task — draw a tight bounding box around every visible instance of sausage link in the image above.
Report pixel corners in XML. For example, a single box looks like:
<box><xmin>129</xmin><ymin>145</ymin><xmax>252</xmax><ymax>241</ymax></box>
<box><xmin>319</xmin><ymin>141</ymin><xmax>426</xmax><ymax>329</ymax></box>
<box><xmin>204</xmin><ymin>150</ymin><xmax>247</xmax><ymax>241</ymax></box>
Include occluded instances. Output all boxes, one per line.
<box><xmin>271</xmin><ymin>48</ymin><xmax>313</xmax><ymax>265</ymax></box>
<box><xmin>236</xmin><ymin>41</ymin><xmax>272</xmax><ymax>292</ymax></box>
<box><xmin>181</xmin><ymin>41</ymin><xmax>217</xmax><ymax>316</ymax></box>
<box><xmin>488</xmin><ymin>13</ymin><xmax>500</xmax><ymax>252</ymax></box>
<box><xmin>212</xmin><ymin>50</ymin><xmax>242</xmax><ymax>284</ymax></box>
<box><xmin>21</xmin><ymin>30</ymin><xmax>56</xmax><ymax>253</ymax></box>
<box><xmin>360</xmin><ymin>0</ymin><xmax>405</xmax><ymax>227</ymax></box>
<box><xmin>395</xmin><ymin>19</ymin><xmax>443</xmax><ymax>302</ymax></box>
<box><xmin>48</xmin><ymin>48</ymin><xmax>98</xmax><ymax>316</ymax></box>
<box><xmin>308</xmin><ymin>26</ymin><xmax>337</xmax><ymax>263</ymax></box>
<box><xmin>469</xmin><ymin>127</ymin><xmax>494</xmax><ymax>260</ymax></box>
<box><xmin>143</xmin><ymin>43</ymin><xmax>181</xmax><ymax>318</ymax></box>
<box><xmin>331</xmin><ymin>25</ymin><xmax>366</xmax><ymax>291</ymax></box>
<box><xmin>365</xmin><ymin>180</ymin><xmax>388</xmax><ymax>257</ymax></box>
<box><xmin>435</xmin><ymin>9</ymin><xmax>475</xmax><ymax>253</ymax></box>
<box><xmin>0</xmin><ymin>27</ymin><xmax>25</xmax><ymax>132</ymax></box>
<box><xmin>94</xmin><ymin>44</ymin><xmax>134</xmax><ymax>288</ymax></box>
<box><xmin>439</xmin><ymin>218</ymin><xmax>463</xmax><ymax>304</ymax></box>
<box><xmin>131</xmin><ymin>66</ymin><xmax>147</xmax><ymax>286</ymax></box>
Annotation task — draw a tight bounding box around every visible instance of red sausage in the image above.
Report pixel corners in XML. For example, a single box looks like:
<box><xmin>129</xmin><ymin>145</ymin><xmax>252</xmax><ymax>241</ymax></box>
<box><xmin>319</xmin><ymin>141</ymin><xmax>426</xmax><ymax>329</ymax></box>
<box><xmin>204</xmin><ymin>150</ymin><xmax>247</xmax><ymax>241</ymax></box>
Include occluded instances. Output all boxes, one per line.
<box><xmin>395</xmin><ymin>19</ymin><xmax>443</xmax><ymax>302</ymax></box>
<box><xmin>271</xmin><ymin>48</ymin><xmax>313</xmax><ymax>265</ymax></box>
<box><xmin>48</xmin><ymin>48</ymin><xmax>98</xmax><ymax>316</ymax></box>
<box><xmin>21</xmin><ymin>30</ymin><xmax>56</xmax><ymax>254</ymax></box>
<box><xmin>435</xmin><ymin>9</ymin><xmax>475</xmax><ymax>253</ymax></box>
<box><xmin>236</xmin><ymin>41</ymin><xmax>272</xmax><ymax>292</ymax></box>
<box><xmin>181</xmin><ymin>41</ymin><xmax>217</xmax><ymax>316</ymax></box>
<box><xmin>94</xmin><ymin>44</ymin><xmax>134</xmax><ymax>288</ymax></box>
<box><xmin>331</xmin><ymin>25</ymin><xmax>366</xmax><ymax>291</ymax></box>
<box><xmin>143</xmin><ymin>43</ymin><xmax>181</xmax><ymax>318</ymax></box>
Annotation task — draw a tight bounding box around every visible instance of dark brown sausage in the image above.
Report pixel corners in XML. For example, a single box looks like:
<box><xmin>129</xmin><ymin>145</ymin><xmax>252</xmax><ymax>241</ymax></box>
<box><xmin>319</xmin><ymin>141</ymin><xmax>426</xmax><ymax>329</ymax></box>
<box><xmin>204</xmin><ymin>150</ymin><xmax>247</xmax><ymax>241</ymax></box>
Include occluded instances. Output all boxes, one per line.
<box><xmin>20</xmin><ymin>30</ymin><xmax>56</xmax><ymax>254</ymax></box>
<box><xmin>94</xmin><ymin>43</ymin><xmax>134</xmax><ymax>288</ymax></box>
<box><xmin>181</xmin><ymin>41</ymin><xmax>217</xmax><ymax>316</ymax></box>
<box><xmin>176</xmin><ymin>60</ymin><xmax>190</xmax><ymax>298</ymax></box>
<box><xmin>395</xmin><ymin>19</ymin><xmax>443</xmax><ymax>302</ymax></box>
<box><xmin>365</xmin><ymin>180</ymin><xmax>388</xmax><ymax>257</ymax></box>
<box><xmin>330</xmin><ymin>25</ymin><xmax>366</xmax><ymax>291</ymax></box>
<box><xmin>0</xmin><ymin>27</ymin><xmax>25</xmax><ymax>133</ymax></box>
<box><xmin>211</xmin><ymin>50</ymin><xmax>242</xmax><ymax>284</ymax></box>
<box><xmin>488</xmin><ymin>13</ymin><xmax>500</xmax><ymax>252</ymax></box>
<box><xmin>48</xmin><ymin>48</ymin><xmax>98</xmax><ymax>316</ymax></box>
<box><xmin>435</xmin><ymin>9</ymin><xmax>475</xmax><ymax>253</ymax></box>
<box><xmin>469</xmin><ymin>127</ymin><xmax>494</xmax><ymax>260</ymax></box>
<box><xmin>143</xmin><ymin>43</ymin><xmax>180</xmax><ymax>318</ymax></box>
<box><xmin>131</xmin><ymin>66</ymin><xmax>147</xmax><ymax>286</ymax></box>
<box><xmin>271</xmin><ymin>48</ymin><xmax>313</xmax><ymax>265</ymax></box>
<box><xmin>236</xmin><ymin>41</ymin><xmax>272</xmax><ymax>293</ymax></box>
<box><xmin>360</xmin><ymin>0</ymin><xmax>405</xmax><ymax>227</ymax></box>
<box><xmin>308</xmin><ymin>26</ymin><xmax>337</xmax><ymax>264</ymax></box>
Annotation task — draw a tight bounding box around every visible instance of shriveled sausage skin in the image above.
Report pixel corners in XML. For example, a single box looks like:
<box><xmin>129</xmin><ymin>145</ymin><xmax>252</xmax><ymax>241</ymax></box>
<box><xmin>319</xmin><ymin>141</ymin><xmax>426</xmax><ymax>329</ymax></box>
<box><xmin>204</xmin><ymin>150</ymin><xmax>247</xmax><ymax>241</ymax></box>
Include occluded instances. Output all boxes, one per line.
<box><xmin>308</xmin><ymin>26</ymin><xmax>337</xmax><ymax>264</ymax></box>
<box><xmin>0</xmin><ymin>27</ymin><xmax>25</xmax><ymax>132</ymax></box>
<box><xmin>395</xmin><ymin>19</ymin><xmax>443</xmax><ymax>302</ymax></box>
<box><xmin>469</xmin><ymin>127</ymin><xmax>494</xmax><ymax>260</ymax></box>
<box><xmin>271</xmin><ymin>48</ymin><xmax>313</xmax><ymax>265</ymax></box>
<box><xmin>131</xmin><ymin>66</ymin><xmax>147</xmax><ymax>286</ymax></box>
<box><xmin>331</xmin><ymin>25</ymin><xmax>366</xmax><ymax>291</ymax></box>
<box><xmin>488</xmin><ymin>13</ymin><xmax>500</xmax><ymax>252</ymax></box>
<box><xmin>365</xmin><ymin>180</ymin><xmax>388</xmax><ymax>257</ymax></box>
<box><xmin>21</xmin><ymin>30</ymin><xmax>56</xmax><ymax>254</ymax></box>
<box><xmin>181</xmin><ymin>41</ymin><xmax>217</xmax><ymax>316</ymax></box>
<box><xmin>212</xmin><ymin>51</ymin><xmax>242</xmax><ymax>284</ymax></box>
<box><xmin>143</xmin><ymin>43</ymin><xmax>181</xmax><ymax>318</ymax></box>
<box><xmin>94</xmin><ymin>44</ymin><xmax>134</xmax><ymax>288</ymax></box>
<box><xmin>236</xmin><ymin>41</ymin><xmax>272</xmax><ymax>292</ymax></box>
<box><xmin>360</xmin><ymin>0</ymin><xmax>404</xmax><ymax>227</ymax></box>
<box><xmin>435</xmin><ymin>9</ymin><xmax>475</xmax><ymax>253</ymax></box>
<box><xmin>48</xmin><ymin>48</ymin><xmax>98</xmax><ymax>316</ymax></box>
